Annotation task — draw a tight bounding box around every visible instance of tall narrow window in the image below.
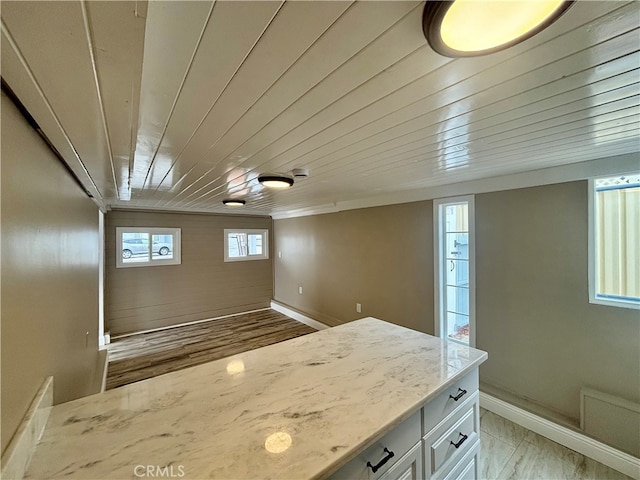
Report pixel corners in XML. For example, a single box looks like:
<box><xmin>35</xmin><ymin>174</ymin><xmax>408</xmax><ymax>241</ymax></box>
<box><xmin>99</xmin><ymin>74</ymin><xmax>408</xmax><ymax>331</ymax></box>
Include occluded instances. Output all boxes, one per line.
<box><xmin>434</xmin><ymin>196</ymin><xmax>476</xmax><ymax>346</ymax></box>
<box><xmin>589</xmin><ymin>174</ymin><xmax>640</xmax><ymax>309</ymax></box>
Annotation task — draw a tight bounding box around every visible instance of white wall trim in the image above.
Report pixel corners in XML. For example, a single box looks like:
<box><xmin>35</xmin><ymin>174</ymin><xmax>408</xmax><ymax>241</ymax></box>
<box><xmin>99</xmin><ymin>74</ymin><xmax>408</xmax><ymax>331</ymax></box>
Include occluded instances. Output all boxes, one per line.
<box><xmin>1</xmin><ymin>376</ymin><xmax>54</xmax><ymax>480</ymax></box>
<box><xmin>271</xmin><ymin>153</ymin><xmax>639</xmax><ymax>220</ymax></box>
<box><xmin>223</xmin><ymin>228</ymin><xmax>269</xmax><ymax>262</ymax></box>
<box><xmin>587</xmin><ymin>177</ymin><xmax>640</xmax><ymax>310</ymax></box>
<box><xmin>99</xmin><ymin>348</ymin><xmax>109</xmax><ymax>393</ymax></box>
<box><xmin>111</xmin><ymin>304</ymin><xmax>322</xmax><ymax>340</ymax></box>
<box><xmin>115</xmin><ymin>227</ymin><xmax>182</xmax><ymax>269</ymax></box>
<box><xmin>432</xmin><ymin>195</ymin><xmax>476</xmax><ymax>347</ymax></box>
<box><xmin>580</xmin><ymin>387</ymin><xmax>640</xmax><ymax>431</ymax></box>
<box><xmin>480</xmin><ymin>392</ymin><xmax>640</xmax><ymax>479</ymax></box>
<box><xmin>111</xmin><ymin>307</ymin><xmax>271</xmax><ymax>339</ymax></box>
<box><xmin>270</xmin><ymin>301</ymin><xmax>330</xmax><ymax>331</ymax></box>
<box><xmin>98</xmin><ymin>210</ymin><xmax>105</xmax><ymax>346</ymax></box>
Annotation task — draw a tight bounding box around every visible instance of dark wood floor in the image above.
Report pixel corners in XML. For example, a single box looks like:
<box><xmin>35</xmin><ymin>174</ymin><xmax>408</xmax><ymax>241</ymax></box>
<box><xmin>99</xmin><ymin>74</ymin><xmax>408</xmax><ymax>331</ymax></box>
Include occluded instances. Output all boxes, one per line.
<box><xmin>106</xmin><ymin>309</ymin><xmax>316</xmax><ymax>389</ymax></box>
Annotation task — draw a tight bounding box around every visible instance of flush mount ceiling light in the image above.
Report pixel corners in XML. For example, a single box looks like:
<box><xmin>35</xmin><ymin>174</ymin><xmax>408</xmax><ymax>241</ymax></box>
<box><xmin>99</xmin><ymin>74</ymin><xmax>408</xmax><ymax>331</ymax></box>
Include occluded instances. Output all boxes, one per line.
<box><xmin>292</xmin><ymin>168</ymin><xmax>310</xmax><ymax>178</ymax></box>
<box><xmin>258</xmin><ymin>174</ymin><xmax>294</xmax><ymax>189</ymax></box>
<box><xmin>423</xmin><ymin>0</ymin><xmax>573</xmax><ymax>57</ymax></box>
<box><xmin>222</xmin><ymin>199</ymin><xmax>246</xmax><ymax>206</ymax></box>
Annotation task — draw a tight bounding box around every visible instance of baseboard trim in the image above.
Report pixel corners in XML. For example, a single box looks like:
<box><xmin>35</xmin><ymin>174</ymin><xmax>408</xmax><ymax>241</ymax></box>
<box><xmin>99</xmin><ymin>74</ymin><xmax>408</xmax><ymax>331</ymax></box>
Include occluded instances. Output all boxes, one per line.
<box><xmin>1</xmin><ymin>376</ymin><xmax>54</xmax><ymax>480</ymax></box>
<box><xmin>270</xmin><ymin>301</ymin><xmax>330</xmax><ymax>331</ymax></box>
<box><xmin>111</xmin><ymin>308</ymin><xmax>272</xmax><ymax>339</ymax></box>
<box><xmin>480</xmin><ymin>392</ymin><xmax>640</xmax><ymax>479</ymax></box>
<box><xmin>99</xmin><ymin>348</ymin><xmax>109</xmax><ymax>393</ymax></box>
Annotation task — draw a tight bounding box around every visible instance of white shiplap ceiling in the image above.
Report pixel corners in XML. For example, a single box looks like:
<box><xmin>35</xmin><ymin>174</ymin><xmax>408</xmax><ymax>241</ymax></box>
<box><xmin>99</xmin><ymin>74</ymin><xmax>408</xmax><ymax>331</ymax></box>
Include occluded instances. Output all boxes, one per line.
<box><xmin>2</xmin><ymin>1</ymin><xmax>639</xmax><ymax>217</ymax></box>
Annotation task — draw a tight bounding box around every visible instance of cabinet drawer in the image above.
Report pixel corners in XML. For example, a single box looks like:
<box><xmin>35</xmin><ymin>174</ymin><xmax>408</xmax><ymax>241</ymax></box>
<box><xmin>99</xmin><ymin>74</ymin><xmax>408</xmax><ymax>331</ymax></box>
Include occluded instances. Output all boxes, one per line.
<box><xmin>440</xmin><ymin>441</ymin><xmax>479</xmax><ymax>480</ymax></box>
<box><xmin>423</xmin><ymin>369</ymin><xmax>478</xmax><ymax>435</ymax></box>
<box><xmin>451</xmin><ymin>455</ymin><xmax>476</xmax><ymax>480</ymax></box>
<box><xmin>424</xmin><ymin>396</ymin><xmax>479</xmax><ymax>478</ymax></box>
<box><xmin>328</xmin><ymin>410</ymin><xmax>421</xmax><ymax>480</ymax></box>
<box><xmin>378</xmin><ymin>442</ymin><xmax>422</xmax><ymax>480</ymax></box>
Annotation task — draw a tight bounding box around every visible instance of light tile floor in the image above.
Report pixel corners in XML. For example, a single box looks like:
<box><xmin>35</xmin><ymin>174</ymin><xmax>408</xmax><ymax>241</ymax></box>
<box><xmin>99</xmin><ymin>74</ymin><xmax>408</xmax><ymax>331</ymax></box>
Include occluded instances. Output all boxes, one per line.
<box><xmin>478</xmin><ymin>408</ymin><xmax>634</xmax><ymax>480</ymax></box>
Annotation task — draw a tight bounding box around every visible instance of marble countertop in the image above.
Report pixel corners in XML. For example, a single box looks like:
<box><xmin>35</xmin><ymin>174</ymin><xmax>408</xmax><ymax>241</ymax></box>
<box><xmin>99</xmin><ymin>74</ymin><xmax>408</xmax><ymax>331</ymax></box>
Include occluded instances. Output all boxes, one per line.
<box><xmin>25</xmin><ymin>317</ymin><xmax>487</xmax><ymax>480</ymax></box>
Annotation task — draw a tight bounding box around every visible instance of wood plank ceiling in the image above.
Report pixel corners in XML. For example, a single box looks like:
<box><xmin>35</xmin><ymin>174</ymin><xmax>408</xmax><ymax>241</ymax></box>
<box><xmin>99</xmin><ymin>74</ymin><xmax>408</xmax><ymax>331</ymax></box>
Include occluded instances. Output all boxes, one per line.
<box><xmin>2</xmin><ymin>1</ymin><xmax>639</xmax><ymax>217</ymax></box>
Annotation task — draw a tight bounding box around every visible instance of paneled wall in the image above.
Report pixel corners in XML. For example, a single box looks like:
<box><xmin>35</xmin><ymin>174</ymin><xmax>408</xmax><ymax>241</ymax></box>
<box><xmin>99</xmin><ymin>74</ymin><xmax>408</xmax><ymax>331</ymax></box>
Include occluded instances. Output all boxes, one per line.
<box><xmin>273</xmin><ymin>181</ymin><xmax>640</xmax><ymax>452</ymax></box>
<box><xmin>1</xmin><ymin>92</ymin><xmax>100</xmax><ymax>454</ymax></box>
<box><xmin>105</xmin><ymin>210</ymin><xmax>272</xmax><ymax>335</ymax></box>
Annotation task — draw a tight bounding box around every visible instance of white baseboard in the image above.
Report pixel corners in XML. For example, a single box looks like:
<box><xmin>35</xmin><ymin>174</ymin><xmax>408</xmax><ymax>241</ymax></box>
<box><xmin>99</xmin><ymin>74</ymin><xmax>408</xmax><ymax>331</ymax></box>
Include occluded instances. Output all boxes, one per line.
<box><xmin>270</xmin><ymin>301</ymin><xmax>330</xmax><ymax>331</ymax></box>
<box><xmin>111</xmin><ymin>308</ymin><xmax>271</xmax><ymax>339</ymax></box>
<box><xmin>1</xmin><ymin>376</ymin><xmax>54</xmax><ymax>480</ymax></box>
<box><xmin>99</xmin><ymin>348</ymin><xmax>109</xmax><ymax>393</ymax></box>
<box><xmin>480</xmin><ymin>392</ymin><xmax>640</xmax><ymax>479</ymax></box>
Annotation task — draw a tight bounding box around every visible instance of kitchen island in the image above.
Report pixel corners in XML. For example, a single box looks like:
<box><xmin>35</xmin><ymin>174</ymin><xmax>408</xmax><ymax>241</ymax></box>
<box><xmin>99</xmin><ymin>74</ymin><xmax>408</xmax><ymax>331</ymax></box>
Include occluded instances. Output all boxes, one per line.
<box><xmin>24</xmin><ymin>317</ymin><xmax>487</xmax><ymax>479</ymax></box>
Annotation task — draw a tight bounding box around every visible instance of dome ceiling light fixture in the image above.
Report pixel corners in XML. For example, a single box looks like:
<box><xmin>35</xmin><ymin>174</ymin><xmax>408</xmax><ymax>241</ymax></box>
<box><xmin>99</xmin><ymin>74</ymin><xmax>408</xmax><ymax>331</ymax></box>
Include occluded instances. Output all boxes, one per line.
<box><xmin>258</xmin><ymin>173</ymin><xmax>294</xmax><ymax>189</ymax></box>
<box><xmin>222</xmin><ymin>199</ymin><xmax>246</xmax><ymax>207</ymax></box>
<box><xmin>422</xmin><ymin>0</ymin><xmax>574</xmax><ymax>57</ymax></box>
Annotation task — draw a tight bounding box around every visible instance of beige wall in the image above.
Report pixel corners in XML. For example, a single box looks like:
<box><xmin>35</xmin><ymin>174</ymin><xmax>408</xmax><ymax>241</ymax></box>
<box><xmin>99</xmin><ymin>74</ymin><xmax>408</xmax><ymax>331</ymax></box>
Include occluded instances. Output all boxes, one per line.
<box><xmin>475</xmin><ymin>182</ymin><xmax>640</xmax><ymax>421</ymax></box>
<box><xmin>106</xmin><ymin>210</ymin><xmax>273</xmax><ymax>335</ymax></box>
<box><xmin>1</xmin><ymin>92</ymin><xmax>100</xmax><ymax>454</ymax></box>
<box><xmin>274</xmin><ymin>202</ymin><xmax>434</xmax><ymax>333</ymax></box>
<box><xmin>273</xmin><ymin>181</ymin><xmax>640</xmax><ymax>434</ymax></box>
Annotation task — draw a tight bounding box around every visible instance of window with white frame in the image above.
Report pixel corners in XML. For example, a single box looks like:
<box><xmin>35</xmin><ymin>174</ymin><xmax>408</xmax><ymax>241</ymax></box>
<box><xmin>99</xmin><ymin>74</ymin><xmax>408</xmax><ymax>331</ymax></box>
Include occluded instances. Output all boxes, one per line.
<box><xmin>116</xmin><ymin>227</ymin><xmax>181</xmax><ymax>268</ymax></box>
<box><xmin>224</xmin><ymin>229</ymin><xmax>269</xmax><ymax>262</ymax></box>
<box><xmin>589</xmin><ymin>174</ymin><xmax>639</xmax><ymax>309</ymax></box>
<box><xmin>434</xmin><ymin>196</ymin><xmax>476</xmax><ymax>346</ymax></box>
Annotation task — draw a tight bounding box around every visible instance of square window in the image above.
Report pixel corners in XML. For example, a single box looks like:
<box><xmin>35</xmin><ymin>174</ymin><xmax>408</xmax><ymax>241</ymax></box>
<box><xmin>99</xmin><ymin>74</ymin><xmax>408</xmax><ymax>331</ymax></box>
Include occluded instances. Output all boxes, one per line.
<box><xmin>224</xmin><ymin>229</ymin><xmax>269</xmax><ymax>262</ymax></box>
<box><xmin>116</xmin><ymin>228</ymin><xmax>181</xmax><ymax>268</ymax></box>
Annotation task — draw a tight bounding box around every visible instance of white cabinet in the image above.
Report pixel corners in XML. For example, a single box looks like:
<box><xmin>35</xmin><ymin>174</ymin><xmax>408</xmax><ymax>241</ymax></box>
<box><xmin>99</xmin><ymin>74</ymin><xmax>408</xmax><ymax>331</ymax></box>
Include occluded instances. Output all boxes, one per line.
<box><xmin>379</xmin><ymin>443</ymin><xmax>423</xmax><ymax>480</ymax></box>
<box><xmin>440</xmin><ymin>443</ymin><xmax>479</xmax><ymax>480</ymax></box>
<box><xmin>423</xmin><ymin>369</ymin><xmax>479</xmax><ymax>433</ymax></box>
<box><xmin>424</xmin><ymin>370</ymin><xmax>480</xmax><ymax>480</ymax></box>
<box><xmin>328</xmin><ymin>368</ymin><xmax>480</xmax><ymax>480</ymax></box>
<box><xmin>423</xmin><ymin>394</ymin><xmax>479</xmax><ymax>479</ymax></box>
<box><xmin>328</xmin><ymin>410</ymin><xmax>421</xmax><ymax>480</ymax></box>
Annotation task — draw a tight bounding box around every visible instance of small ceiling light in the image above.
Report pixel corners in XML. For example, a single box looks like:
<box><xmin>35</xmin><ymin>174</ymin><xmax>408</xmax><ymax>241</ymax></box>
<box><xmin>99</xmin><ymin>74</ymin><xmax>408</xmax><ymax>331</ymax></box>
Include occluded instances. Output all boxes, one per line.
<box><xmin>423</xmin><ymin>0</ymin><xmax>573</xmax><ymax>57</ymax></box>
<box><xmin>222</xmin><ymin>199</ymin><xmax>246</xmax><ymax>206</ymax></box>
<box><xmin>258</xmin><ymin>174</ymin><xmax>294</xmax><ymax>189</ymax></box>
<box><xmin>292</xmin><ymin>168</ymin><xmax>310</xmax><ymax>178</ymax></box>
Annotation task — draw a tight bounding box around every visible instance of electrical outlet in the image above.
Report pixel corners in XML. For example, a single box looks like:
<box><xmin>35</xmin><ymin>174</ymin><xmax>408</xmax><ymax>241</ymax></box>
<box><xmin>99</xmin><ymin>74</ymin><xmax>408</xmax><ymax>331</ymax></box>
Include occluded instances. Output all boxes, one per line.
<box><xmin>298</xmin><ymin>286</ymin><xmax>303</xmax><ymax>294</ymax></box>
<box><xmin>356</xmin><ymin>303</ymin><xmax>362</xmax><ymax>313</ymax></box>
<box><xmin>278</xmin><ymin>251</ymin><xmax>282</xmax><ymax>258</ymax></box>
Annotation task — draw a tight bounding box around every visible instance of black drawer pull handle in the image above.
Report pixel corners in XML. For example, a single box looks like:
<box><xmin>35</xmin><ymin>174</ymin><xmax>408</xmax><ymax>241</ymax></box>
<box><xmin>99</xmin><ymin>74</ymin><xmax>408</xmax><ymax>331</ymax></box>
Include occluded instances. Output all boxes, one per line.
<box><xmin>367</xmin><ymin>447</ymin><xmax>395</xmax><ymax>473</ymax></box>
<box><xmin>449</xmin><ymin>388</ymin><xmax>467</xmax><ymax>401</ymax></box>
<box><xmin>450</xmin><ymin>432</ymin><xmax>468</xmax><ymax>449</ymax></box>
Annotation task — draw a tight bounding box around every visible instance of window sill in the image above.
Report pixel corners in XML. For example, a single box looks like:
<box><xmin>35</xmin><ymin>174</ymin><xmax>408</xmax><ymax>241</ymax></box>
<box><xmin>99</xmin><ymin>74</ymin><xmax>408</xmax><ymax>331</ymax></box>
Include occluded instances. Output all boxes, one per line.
<box><xmin>589</xmin><ymin>295</ymin><xmax>640</xmax><ymax>310</ymax></box>
<box><xmin>224</xmin><ymin>256</ymin><xmax>269</xmax><ymax>263</ymax></box>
